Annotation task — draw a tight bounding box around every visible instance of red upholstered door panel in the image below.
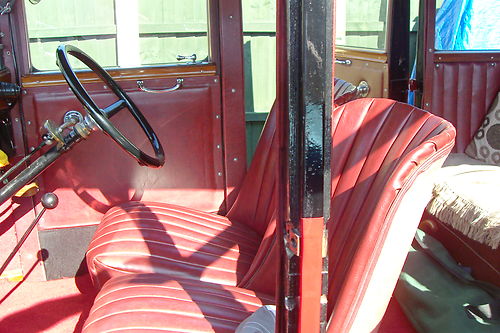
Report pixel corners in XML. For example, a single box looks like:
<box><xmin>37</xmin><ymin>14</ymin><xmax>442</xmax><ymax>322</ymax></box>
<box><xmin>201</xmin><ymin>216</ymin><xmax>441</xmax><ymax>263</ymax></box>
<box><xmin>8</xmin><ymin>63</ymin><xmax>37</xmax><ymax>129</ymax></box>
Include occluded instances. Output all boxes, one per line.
<box><xmin>21</xmin><ymin>76</ymin><xmax>227</xmax><ymax>229</ymax></box>
<box><xmin>423</xmin><ymin>55</ymin><xmax>500</xmax><ymax>152</ymax></box>
<box><xmin>420</xmin><ymin>0</ymin><xmax>500</xmax><ymax>152</ymax></box>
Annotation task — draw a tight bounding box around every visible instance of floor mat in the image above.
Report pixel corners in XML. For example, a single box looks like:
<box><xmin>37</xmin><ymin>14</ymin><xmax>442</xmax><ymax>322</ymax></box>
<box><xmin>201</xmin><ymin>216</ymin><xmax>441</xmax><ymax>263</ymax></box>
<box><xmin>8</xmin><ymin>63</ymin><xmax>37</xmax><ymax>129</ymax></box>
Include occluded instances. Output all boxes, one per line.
<box><xmin>0</xmin><ymin>274</ymin><xmax>96</xmax><ymax>333</ymax></box>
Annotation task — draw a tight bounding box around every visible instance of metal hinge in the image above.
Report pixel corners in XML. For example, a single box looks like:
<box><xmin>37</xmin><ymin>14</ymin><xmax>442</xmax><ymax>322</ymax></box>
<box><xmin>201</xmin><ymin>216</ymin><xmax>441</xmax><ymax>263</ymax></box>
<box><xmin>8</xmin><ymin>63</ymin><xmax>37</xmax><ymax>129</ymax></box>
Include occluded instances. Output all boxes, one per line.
<box><xmin>284</xmin><ymin>222</ymin><xmax>300</xmax><ymax>257</ymax></box>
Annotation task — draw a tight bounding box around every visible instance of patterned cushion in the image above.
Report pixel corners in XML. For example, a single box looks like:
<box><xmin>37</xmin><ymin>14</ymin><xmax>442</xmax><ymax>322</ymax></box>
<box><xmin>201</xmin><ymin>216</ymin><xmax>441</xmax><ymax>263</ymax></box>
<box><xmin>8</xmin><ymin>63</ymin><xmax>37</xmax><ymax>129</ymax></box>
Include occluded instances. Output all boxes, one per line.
<box><xmin>465</xmin><ymin>92</ymin><xmax>500</xmax><ymax>165</ymax></box>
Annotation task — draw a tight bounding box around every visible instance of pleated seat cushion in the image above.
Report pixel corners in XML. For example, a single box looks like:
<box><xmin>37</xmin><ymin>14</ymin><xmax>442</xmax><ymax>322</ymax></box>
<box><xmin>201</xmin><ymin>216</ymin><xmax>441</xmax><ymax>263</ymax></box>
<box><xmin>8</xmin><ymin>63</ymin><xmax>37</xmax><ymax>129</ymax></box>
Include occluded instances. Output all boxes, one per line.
<box><xmin>82</xmin><ymin>274</ymin><xmax>274</xmax><ymax>333</ymax></box>
<box><xmin>86</xmin><ymin>202</ymin><xmax>262</xmax><ymax>288</ymax></box>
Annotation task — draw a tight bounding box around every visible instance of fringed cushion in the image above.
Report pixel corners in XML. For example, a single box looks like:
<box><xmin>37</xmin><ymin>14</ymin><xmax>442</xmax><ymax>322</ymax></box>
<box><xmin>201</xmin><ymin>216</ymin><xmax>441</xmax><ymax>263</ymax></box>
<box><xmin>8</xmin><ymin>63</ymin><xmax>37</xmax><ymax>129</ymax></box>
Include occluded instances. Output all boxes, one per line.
<box><xmin>426</xmin><ymin>153</ymin><xmax>500</xmax><ymax>249</ymax></box>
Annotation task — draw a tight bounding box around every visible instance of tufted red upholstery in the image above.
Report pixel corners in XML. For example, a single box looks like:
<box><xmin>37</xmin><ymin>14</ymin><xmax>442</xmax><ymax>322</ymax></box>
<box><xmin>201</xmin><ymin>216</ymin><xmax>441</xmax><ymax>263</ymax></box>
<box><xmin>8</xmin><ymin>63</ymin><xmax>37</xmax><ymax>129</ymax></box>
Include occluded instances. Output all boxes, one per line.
<box><xmin>86</xmin><ymin>104</ymin><xmax>279</xmax><ymax>292</ymax></box>
<box><xmin>82</xmin><ymin>274</ymin><xmax>274</xmax><ymax>333</ymax></box>
<box><xmin>428</xmin><ymin>61</ymin><xmax>500</xmax><ymax>152</ymax></box>
<box><xmin>83</xmin><ymin>98</ymin><xmax>455</xmax><ymax>332</ymax></box>
<box><xmin>326</xmin><ymin>98</ymin><xmax>455</xmax><ymax>332</ymax></box>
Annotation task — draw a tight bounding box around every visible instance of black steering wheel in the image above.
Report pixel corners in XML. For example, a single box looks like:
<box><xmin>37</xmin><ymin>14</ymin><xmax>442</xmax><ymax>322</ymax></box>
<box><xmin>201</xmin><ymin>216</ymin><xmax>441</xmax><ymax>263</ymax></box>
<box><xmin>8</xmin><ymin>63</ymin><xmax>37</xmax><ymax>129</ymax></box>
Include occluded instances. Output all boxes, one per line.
<box><xmin>56</xmin><ymin>44</ymin><xmax>165</xmax><ymax>168</ymax></box>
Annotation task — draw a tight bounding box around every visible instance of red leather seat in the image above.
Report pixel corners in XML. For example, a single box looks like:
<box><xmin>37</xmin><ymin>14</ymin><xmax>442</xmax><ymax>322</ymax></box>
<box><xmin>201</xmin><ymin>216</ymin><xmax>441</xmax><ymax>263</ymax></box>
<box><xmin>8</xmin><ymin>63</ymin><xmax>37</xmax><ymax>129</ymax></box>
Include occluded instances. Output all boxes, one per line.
<box><xmin>84</xmin><ymin>99</ymin><xmax>456</xmax><ymax>332</ymax></box>
<box><xmin>86</xmin><ymin>104</ymin><xmax>279</xmax><ymax>291</ymax></box>
<box><xmin>82</xmin><ymin>274</ymin><xmax>274</xmax><ymax>333</ymax></box>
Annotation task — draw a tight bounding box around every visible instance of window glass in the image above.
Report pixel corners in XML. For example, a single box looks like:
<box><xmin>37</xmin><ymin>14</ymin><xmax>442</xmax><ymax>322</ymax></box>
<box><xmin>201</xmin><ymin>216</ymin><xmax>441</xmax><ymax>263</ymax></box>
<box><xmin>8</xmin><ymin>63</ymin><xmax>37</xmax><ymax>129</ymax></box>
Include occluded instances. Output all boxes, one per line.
<box><xmin>335</xmin><ymin>0</ymin><xmax>388</xmax><ymax>50</ymax></box>
<box><xmin>24</xmin><ymin>0</ymin><xmax>209</xmax><ymax>71</ymax></box>
<box><xmin>435</xmin><ymin>0</ymin><xmax>500</xmax><ymax>51</ymax></box>
<box><xmin>242</xmin><ymin>0</ymin><xmax>276</xmax><ymax>114</ymax></box>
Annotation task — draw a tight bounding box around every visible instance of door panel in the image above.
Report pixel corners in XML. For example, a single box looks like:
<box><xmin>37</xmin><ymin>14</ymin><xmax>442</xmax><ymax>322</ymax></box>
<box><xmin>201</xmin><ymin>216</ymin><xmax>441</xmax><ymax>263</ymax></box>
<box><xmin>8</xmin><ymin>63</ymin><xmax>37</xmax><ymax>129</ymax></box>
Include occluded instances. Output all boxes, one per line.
<box><xmin>420</xmin><ymin>0</ymin><xmax>500</xmax><ymax>152</ymax></box>
<box><xmin>426</xmin><ymin>56</ymin><xmax>500</xmax><ymax>152</ymax></box>
<box><xmin>334</xmin><ymin>0</ymin><xmax>409</xmax><ymax>101</ymax></box>
<box><xmin>0</xmin><ymin>0</ymin><xmax>247</xmax><ymax>280</ymax></box>
<box><xmin>21</xmin><ymin>74</ymin><xmax>225</xmax><ymax>229</ymax></box>
<box><xmin>335</xmin><ymin>48</ymin><xmax>388</xmax><ymax>98</ymax></box>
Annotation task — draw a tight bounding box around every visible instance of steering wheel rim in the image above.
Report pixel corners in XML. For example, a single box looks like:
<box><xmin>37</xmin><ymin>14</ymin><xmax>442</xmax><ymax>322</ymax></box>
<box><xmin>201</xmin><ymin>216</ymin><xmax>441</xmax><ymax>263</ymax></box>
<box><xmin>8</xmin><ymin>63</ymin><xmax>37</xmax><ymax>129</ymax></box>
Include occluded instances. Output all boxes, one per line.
<box><xmin>56</xmin><ymin>44</ymin><xmax>165</xmax><ymax>168</ymax></box>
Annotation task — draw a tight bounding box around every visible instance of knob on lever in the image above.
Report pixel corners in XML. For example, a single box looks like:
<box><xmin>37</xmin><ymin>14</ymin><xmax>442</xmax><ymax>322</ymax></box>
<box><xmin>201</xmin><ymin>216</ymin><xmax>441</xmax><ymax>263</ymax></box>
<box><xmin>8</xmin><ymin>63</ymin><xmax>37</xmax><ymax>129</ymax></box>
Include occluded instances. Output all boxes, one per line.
<box><xmin>0</xmin><ymin>192</ymin><xmax>59</xmax><ymax>276</ymax></box>
<box><xmin>41</xmin><ymin>192</ymin><xmax>59</xmax><ymax>210</ymax></box>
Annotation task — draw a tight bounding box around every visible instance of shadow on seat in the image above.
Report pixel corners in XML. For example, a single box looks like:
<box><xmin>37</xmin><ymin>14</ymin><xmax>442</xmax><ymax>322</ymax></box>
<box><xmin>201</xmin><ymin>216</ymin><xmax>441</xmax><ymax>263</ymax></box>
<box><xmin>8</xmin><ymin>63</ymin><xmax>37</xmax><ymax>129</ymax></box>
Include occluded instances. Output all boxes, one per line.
<box><xmin>83</xmin><ymin>98</ymin><xmax>455</xmax><ymax>332</ymax></box>
<box><xmin>86</xmin><ymin>102</ymin><xmax>279</xmax><ymax>293</ymax></box>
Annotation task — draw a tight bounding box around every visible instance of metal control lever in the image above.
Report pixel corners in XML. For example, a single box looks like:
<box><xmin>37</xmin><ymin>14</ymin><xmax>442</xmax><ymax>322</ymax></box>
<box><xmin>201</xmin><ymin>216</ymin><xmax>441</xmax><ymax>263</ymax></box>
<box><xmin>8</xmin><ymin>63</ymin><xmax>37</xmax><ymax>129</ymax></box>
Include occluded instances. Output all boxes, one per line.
<box><xmin>0</xmin><ymin>193</ymin><xmax>59</xmax><ymax>276</ymax></box>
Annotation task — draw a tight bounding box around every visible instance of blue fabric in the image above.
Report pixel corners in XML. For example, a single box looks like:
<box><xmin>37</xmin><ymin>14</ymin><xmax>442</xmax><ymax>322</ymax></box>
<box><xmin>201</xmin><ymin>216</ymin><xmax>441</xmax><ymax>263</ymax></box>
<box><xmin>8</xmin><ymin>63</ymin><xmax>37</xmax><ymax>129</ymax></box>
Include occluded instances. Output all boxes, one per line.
<box><xmin>435</xmin><ymin>0</ymin><xmax>500</xmax><ymax>50</ymax></box>
<box><xmin>435</xmin><ymin>0</ymin><xmax>472</xmax><ymax>50</ymax></box>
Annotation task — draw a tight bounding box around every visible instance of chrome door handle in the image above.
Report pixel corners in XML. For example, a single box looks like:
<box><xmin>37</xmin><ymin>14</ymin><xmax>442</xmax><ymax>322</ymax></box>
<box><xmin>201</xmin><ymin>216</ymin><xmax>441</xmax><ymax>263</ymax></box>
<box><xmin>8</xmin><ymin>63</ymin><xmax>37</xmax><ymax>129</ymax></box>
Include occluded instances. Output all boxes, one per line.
<box><xmin>176</xmin><ymin>54</ymin><xmax>197</xmax><ymax>63</ymax></box>
<box><xmin>335</xmin><ymin>59</ymin><xmax>352</xmax><ymax>66</ymax></box>
<box><xmin>137</xmin><ymin>78</ymin><xmax>183</xmax><ymax>94</ymax></box>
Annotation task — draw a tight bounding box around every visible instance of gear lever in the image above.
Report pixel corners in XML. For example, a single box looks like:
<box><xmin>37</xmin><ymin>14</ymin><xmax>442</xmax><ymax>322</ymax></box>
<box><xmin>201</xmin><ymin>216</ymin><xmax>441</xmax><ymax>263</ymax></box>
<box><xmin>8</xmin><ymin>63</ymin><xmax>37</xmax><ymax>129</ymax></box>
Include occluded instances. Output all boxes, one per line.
<box><xmin>0</xmin><ymin>192</ymin><xmax>59</xmax><ymax>277</ymax></box>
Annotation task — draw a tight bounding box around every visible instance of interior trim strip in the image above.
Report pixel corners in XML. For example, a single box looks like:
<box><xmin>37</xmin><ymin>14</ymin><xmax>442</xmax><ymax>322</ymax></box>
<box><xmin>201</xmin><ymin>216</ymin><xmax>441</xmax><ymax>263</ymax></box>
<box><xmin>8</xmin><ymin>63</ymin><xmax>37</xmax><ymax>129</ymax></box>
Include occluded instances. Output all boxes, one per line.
<box><xmin>22</xmin><ymin>64</ymin><xmax>217</xmax><ymax>88</ymax></box>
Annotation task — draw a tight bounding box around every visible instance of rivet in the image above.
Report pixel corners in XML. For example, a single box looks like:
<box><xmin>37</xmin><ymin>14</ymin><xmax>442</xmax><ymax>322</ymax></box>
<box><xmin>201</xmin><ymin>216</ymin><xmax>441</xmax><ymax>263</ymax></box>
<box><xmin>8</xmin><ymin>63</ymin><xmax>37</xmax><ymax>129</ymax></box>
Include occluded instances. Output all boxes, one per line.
<box><xmin>27</xmin><ymin>121</ymin><xmax>32</xmax><ymax>125</ymax></box>
<box><xmin>103</xmin><ymin>85</ymin><xmax>107</xmax><ymax>89</ymax></box>
<box><xmin>428</xmin><ymin>48</ymin><xmax>433</xmax><ymax>53</ymax></box>
<box><xmin>215</xmin><ymin>115</ymin><xmax>220</xmax><ymax>119</ymax></box>
<box><xmin>14</xmin><ymin>118</ymin><xmax>19</xmax><ymax>122</ymax></box>
<box><xmin>233</xmin><ymin>157</ymin><xmax>238</xmax><ymax>162</ymax></box>
<box><xmin>435</xmin><ymin>64</ymin><xmax>440</xmax><ymax>68</ymax></box>
<box><xmin>425</xmin><ymin>103</ymin><xmax>430</xmax><ymax>107</ymax></box>
<box><xmin>214</xmin><ymin>78</ymin><xmax>218</xmax><ymax>83</ymax></box>
<box><xmin>30</xmin><ymin>147</ymin><xmax>35</xmax><ymax>151</ymax></box>
<box><xmin>5</xmin><ymin>51</ymin><xmax>10</xmax><ymax>56</ymax></box>
<box><xmin>491</xmin><ymin>63</ymin><xmax>496</xmax><ymax>67</ymax></box>
<box><xmin>229</xmin><ymin>15</ymin><xmax>233</xmax><ymax>19</ymax></box>
<box><xmin>23</xmin><ymin>90</ymin><xmax>27</xmax><ymax>95</ymax></box>
<box><xmin>231</xmin><ymin>88</ymin><xmax>236</xmax><ymax>93</ymax></box>
<box><xmin>217</xmin><ymin>172</ymin><xmax>223</xmax><ymax>177</ymax></box>
<box><xmin>216</xmin><ymin>144</ymin><xmax>221</xmax><ymax>149</ymax></box>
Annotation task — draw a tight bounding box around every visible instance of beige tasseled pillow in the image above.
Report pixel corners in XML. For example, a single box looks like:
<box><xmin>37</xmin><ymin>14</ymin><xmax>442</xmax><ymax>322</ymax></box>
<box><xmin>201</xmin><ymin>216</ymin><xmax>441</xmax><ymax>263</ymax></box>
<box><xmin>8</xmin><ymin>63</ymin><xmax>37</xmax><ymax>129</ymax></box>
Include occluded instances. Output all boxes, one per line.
<box><xmin>465</xmin><ymin>92</ymin><xmax>500</xmax><ymax>165</ymax></box>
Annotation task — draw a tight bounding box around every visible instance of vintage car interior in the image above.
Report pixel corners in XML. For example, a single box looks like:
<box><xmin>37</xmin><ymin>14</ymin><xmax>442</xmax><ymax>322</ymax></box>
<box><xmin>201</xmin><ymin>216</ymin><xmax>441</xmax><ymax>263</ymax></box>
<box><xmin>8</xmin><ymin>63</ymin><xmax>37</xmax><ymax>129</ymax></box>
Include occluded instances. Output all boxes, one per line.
<box><xmin>0</xmin><ymin>0</ymin><xmax>498</xmax><ymax>332</ymax></box>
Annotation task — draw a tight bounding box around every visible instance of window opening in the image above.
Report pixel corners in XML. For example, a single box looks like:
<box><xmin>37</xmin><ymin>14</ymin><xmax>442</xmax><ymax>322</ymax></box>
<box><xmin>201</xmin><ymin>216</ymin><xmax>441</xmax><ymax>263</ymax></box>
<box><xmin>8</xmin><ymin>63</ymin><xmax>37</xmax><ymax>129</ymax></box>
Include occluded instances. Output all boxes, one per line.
<box><xmin>435</xmin><ymin>0</ymin><xmax>500</xmax><ymax>51</ymax></box>
<box><xmin>241</xmin><ymin>0</ymin><xmax>276</xmax><ymax>164</ymax></box>
<box><xmin>24</xmin><ymin>0</ymin><xmax>210</xmax><ymax>71</ymax></box>
<box><xmin>336</xmin><ymin>0</ymin><xmax>388</xmax><ymax>50</ymax></box>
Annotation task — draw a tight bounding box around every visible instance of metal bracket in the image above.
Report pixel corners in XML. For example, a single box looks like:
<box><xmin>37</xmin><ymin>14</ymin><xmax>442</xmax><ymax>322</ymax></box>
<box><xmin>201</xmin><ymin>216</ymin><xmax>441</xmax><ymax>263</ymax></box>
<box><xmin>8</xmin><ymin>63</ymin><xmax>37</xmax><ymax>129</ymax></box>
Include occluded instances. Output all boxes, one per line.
<box><xmin>285</xmin><ymin>223</ymin><xmax>300</xmax><ymax>257</ymax></box>
<box><xmin>0</xmin><ymin>1</ymin><xmax>12</xmax><ymax>15</ymax></box>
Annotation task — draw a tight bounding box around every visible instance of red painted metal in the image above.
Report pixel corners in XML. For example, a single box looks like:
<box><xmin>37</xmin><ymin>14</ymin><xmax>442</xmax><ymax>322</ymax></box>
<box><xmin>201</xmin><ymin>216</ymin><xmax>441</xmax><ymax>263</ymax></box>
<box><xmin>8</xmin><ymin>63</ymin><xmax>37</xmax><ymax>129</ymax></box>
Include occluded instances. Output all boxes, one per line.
<box><xmin>299</xmin><ymin>217</ymin><xmax>325</xmax><ymax>333</ymax></box>
<box><xmin>275</xmin><ymin>0</ymin><xmax>288</xmax><ymax>330</ymax></box>
<box><xmin>216</xmin><ymin>0</ymin><xmax>247</xmax><ymax>211</ymax></box>
<box><xmin>421</xmin><ymin>0</ymin><xmax>437</xmax><ymax>111</ymax></box>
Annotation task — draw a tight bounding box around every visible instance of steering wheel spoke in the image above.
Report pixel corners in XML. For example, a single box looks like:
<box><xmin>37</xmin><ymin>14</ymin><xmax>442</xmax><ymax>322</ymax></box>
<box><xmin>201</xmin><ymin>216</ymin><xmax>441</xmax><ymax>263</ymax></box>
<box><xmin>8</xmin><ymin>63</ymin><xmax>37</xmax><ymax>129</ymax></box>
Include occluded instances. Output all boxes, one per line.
<box><xmin>103</xmin><ymin>99</ymin><xmax>128</xmax><ymax>118</ymax></box>
<box><xmin>56</xmin><ymin>45</ymin><xmax>165</xmax><ymax>168</ymax></box>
